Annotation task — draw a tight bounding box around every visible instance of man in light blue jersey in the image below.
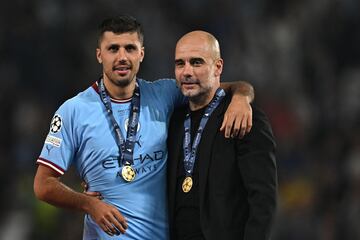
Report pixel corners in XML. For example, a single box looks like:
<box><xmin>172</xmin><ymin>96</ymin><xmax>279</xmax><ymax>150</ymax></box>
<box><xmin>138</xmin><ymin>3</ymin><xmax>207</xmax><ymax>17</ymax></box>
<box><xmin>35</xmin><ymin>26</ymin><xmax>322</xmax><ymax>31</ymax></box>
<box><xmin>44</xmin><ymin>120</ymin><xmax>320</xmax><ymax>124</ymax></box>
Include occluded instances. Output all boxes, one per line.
<box><xmin>33</xmin><ymin>15</ymin><xmax>254</xmax><ymax>239</ymax></box>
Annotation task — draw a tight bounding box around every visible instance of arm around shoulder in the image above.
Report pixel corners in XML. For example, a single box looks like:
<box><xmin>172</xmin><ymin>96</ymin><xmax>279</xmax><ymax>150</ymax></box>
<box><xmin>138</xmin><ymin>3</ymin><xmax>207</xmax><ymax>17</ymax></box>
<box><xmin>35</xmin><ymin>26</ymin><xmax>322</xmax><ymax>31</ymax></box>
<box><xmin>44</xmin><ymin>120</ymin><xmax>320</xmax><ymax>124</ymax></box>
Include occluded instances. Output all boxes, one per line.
<box><xmin>219</xmin><ymin>81</ymin><xmax>255</xmax><ymax>138</ymax></box>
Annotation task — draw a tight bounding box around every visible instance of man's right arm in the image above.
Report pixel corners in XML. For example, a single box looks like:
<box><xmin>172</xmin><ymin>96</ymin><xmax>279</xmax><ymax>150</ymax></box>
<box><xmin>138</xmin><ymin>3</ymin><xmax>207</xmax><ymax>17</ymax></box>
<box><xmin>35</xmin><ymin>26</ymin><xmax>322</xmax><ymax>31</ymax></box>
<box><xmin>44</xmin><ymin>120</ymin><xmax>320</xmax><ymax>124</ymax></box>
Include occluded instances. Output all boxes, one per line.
<box><xmin>33</xmin><ymin>165</ymin><xmax>127</xmax><ymax>236</ymax></box>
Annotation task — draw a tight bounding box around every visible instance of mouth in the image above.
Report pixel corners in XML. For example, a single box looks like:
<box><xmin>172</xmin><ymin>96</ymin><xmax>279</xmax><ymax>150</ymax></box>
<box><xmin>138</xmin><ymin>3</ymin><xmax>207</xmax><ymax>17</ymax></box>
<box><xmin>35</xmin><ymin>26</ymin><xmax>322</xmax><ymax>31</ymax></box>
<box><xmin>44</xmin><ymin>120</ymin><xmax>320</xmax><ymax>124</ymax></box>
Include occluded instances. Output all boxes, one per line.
<box><xmin>113</xmin><ymin>65</ymin><xmax>131</xmax><ymax>75</ymax></box>
<box><xmin>181</xmin><ymin>81</ymin><xmax>199</xmax><ymax>90</ymax></box>
<box><xmin>181</xmin><ymin>78</ymin><xmax>198</xmax><ymax>84</ymax></box>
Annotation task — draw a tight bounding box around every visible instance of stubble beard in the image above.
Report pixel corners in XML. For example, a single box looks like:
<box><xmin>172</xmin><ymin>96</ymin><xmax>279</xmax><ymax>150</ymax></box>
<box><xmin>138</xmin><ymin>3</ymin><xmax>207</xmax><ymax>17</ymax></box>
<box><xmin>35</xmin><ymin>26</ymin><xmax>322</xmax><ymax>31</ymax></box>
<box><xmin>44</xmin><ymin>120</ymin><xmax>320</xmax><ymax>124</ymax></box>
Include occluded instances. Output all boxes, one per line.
<box><xmin>185</xmin><ymin>86</ymin><xmax>213</xmax><ymax>107</ymax></box>
<box><xmin>113</xmin><ymin>77</ymin><xmax>134</xmax><ymax>87</ymax></box>
<box><xmin>106</xmin><ymin>72</ymin><xmax>135</xmax><ymax>88</ymax></box>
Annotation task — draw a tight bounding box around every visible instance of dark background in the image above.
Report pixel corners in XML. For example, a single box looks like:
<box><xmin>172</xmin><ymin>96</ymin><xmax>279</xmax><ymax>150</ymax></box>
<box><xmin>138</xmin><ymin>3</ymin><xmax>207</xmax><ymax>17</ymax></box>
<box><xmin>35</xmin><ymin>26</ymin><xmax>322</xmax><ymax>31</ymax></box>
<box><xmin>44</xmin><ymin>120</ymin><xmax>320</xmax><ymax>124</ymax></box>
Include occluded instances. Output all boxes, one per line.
<box><xmin>1</xmin><ymin>0</ymin><xmax>360</xmax><ymax>239</ymax></box>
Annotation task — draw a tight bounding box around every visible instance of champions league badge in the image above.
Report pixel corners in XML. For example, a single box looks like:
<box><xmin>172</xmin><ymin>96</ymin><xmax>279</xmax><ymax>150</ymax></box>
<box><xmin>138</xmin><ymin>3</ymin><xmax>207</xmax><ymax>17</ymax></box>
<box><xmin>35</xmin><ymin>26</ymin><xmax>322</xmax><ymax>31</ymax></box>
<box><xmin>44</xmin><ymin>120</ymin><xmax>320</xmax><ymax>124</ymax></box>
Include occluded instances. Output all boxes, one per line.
<box><xmin>121</xmin><ymin>165</ymin><xmax>136</xmax><ymax>182</ymax></box>
<box><xmin>50</xmin><ymin>114</ymin><xmax>62</xmax><ymax>134</ymax></box>
<box><xmin>182</xmin><ymin>176</ymin><xmax>193</xmax><ymax>193</ymax></box>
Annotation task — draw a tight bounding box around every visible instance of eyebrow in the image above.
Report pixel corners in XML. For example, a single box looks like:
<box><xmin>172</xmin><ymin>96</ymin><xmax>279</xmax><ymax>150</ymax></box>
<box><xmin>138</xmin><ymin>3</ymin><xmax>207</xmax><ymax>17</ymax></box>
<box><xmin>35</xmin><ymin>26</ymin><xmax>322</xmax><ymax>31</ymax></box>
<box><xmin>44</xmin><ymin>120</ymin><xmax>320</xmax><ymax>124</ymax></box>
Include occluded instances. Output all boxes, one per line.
<box><xmin>107</xmin><ymin>43</ymin><xmax>120</xmax><ymax>49</ymax></box>
<box><xmin>189</xmin><ymin>57</ymin><xmax>204</xmax><ymax>63</ymax></box>
<box><xmin>174</xmin><ymin>59</ymin><xmax>184</xmax><ymax>64</ymax></box>
<box><xmin>106</xmin><ymin>43</ymin><xmax>138</xmax><ymax>49</ymax></box>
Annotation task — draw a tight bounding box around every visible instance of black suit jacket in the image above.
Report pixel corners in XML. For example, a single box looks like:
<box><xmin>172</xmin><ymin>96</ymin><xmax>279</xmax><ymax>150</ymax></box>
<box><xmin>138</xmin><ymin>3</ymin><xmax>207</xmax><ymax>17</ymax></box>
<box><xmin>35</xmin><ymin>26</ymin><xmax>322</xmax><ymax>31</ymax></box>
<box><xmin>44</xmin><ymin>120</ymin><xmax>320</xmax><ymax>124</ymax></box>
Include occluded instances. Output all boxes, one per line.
<box><xmin>167</xmin><ymin>95</ymin><xmax>277</xmax><ymax>240</ymax></box>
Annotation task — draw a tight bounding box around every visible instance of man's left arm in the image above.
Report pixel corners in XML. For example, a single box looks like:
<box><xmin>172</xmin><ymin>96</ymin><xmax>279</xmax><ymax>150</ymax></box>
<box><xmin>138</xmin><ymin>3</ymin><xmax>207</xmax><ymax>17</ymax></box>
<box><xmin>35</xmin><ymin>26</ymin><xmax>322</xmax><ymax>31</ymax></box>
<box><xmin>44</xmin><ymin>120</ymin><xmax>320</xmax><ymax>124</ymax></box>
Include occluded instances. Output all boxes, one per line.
<box><xmin>235</xmin><ymin>106</ymin><xmax>277</xmax><ymax>239</ymax></box>
<box><xmin>220</xmin><ymin>81</ymin><xmax>254</xmax><ymax>138</ymax></box>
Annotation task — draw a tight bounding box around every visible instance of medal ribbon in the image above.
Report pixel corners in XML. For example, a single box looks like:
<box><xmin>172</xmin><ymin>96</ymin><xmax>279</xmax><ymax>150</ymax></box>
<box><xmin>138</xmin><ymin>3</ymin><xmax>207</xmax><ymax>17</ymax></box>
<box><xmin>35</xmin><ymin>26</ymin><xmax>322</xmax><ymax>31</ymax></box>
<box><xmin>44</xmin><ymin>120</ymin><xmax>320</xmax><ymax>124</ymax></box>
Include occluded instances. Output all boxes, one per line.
<box><xmin>183</xmin><ymin>88</ymin><xmax>226</xmax><ymax>176</ymax></box>
<box><xmin>98</xmin><ymin>78</ymin><xmax>140</xmax><ymax>166</ymax></box>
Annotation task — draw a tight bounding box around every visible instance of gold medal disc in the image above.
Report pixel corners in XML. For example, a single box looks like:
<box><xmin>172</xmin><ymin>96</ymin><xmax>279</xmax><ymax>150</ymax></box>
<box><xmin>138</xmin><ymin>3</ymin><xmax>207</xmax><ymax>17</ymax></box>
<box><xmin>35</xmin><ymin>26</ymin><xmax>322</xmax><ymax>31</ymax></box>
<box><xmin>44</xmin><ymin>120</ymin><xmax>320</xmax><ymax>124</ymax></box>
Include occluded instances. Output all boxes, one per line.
<box><xmin>121</xmin><ymin>165</ymin><xmax>136</xmax><ymax>182</ymax></box>
<box><xmin>182</xmin><ymin>176</ymin><xmax>193</xmax><ymax>193</ymax></box>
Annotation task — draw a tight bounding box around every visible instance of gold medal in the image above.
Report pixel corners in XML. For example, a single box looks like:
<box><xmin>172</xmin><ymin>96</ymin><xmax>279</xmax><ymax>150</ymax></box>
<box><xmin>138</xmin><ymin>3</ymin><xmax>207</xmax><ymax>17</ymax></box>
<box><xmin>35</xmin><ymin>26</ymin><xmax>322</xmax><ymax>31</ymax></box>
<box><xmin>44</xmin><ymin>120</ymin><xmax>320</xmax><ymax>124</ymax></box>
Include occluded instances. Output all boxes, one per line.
<box><xmin>182</xmin><ymin>176</ymin><xmax>193</xmax><ymax>193</ymax></box>
<box><xmin>121</xmin><ymin>165</ymin><xmax>136</xmax><ymax>182</ymax></box>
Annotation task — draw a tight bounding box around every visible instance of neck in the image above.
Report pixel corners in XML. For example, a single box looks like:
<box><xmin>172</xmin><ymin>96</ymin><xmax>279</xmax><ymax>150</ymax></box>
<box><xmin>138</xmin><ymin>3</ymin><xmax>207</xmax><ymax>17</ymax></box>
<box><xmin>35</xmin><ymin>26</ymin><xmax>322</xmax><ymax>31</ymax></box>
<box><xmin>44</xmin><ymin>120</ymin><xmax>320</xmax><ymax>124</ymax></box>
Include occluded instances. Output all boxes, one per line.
<box><xmin>189</xmin><ymin>88</ymin><xmax>217</xmax><ymax>111</ymax></box>
<box><xmin>103</xmin><ymin>77</ymin><xmax>136</xmax><ymax>100</ymax></box>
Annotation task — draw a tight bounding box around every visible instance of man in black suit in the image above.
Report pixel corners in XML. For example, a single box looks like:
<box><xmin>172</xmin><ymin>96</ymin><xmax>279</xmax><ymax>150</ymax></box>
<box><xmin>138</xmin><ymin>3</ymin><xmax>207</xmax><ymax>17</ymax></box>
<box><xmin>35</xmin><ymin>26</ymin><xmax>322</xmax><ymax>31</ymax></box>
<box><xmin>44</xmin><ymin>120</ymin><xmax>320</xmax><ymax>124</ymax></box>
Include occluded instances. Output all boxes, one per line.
<box><xmin>167</xmin><ymin>30</ymin><xmax>277</xmax><ymax>240</ymax></box>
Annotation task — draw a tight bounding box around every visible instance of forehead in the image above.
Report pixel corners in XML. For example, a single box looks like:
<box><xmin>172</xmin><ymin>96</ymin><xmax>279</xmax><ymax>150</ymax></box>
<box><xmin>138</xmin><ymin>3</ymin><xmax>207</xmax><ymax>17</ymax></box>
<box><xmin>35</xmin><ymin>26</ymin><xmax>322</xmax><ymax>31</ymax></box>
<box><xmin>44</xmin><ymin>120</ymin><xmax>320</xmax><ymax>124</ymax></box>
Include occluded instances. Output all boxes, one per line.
<box><xmin>99</xmin><ymin>31</ymin><xmax>142</xmax><ymax>47</ymax></box>
<box><xmin>175</xmin><ymin>37</ymin><xmax>212</xmax><ymax>59</ymax></box>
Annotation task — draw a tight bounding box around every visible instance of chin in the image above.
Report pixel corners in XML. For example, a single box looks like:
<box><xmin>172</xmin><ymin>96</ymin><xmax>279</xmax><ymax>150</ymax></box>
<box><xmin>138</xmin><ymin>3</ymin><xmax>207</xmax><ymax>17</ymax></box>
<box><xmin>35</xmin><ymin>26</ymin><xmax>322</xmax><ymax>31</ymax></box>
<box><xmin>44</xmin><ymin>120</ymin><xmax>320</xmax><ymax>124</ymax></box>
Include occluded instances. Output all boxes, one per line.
<box><xmin>114</xmin><ymin>77</ymin><xmax>133</xmax><ymax>87</ymax></box>
<box><xmin>181</xmin><ymin>88</ymin><xmax>196</xmax><ymax>97</ymax></box>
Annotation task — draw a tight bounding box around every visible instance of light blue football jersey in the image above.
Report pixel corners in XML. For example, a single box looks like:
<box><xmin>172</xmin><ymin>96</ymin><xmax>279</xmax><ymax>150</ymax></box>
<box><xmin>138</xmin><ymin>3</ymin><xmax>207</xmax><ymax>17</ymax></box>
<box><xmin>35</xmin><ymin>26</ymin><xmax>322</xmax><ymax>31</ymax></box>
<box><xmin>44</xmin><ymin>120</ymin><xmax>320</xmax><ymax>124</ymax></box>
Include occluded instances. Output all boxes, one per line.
<box><xmin>37</xmin><ymin>78</ymin><xmax>185</xmax><ymax>240</ymax></box>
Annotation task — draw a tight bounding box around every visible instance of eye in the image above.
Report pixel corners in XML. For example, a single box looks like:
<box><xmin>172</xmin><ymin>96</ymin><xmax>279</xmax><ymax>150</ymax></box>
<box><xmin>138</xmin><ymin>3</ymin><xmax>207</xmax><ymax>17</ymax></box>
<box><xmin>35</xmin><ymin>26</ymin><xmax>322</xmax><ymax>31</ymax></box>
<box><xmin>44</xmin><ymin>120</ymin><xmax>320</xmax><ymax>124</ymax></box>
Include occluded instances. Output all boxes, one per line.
<box><xmin>190</xmin><ymin>58</ymin><xmax>204</xmax><ymax>67</ymax></box>
<box><xmin>125</xmin><ymin>44</ymin><xmax>137</xmax><ymax>52</ymax></box>
<box><xmin>108</xmin><ymin>45</ymin><xmax>119</xmax><ymax>52</ymax></box>
<box><xmin>175</xmin><ymin>60</ymin><xmax>185</xmax><ymax>68</ymax></box>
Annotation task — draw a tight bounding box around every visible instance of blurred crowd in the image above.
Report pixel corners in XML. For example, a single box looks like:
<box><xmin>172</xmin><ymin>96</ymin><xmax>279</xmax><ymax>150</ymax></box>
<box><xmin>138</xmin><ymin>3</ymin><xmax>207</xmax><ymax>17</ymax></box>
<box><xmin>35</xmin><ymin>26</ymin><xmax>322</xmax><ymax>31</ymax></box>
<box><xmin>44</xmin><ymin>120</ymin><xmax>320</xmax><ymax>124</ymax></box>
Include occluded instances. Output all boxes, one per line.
<box><xmin>0</xmin><ymin>0</ymin><xmax>359</xmax><ymax>239</ymax></box>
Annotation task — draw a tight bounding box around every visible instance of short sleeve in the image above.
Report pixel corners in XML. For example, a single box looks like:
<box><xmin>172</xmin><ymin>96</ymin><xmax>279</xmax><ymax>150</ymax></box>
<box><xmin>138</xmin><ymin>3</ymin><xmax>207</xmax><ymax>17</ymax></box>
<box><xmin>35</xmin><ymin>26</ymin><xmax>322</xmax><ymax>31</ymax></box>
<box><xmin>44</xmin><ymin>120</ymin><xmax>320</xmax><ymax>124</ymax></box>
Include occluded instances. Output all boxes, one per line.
<box><xmin>152</xmin><ymin>78</ymin><xmax>187</xmax><ymax>108</ymax></box>
<box><xmin>37</xmin><ymin>100</ymin><xmax>77</xmax><ymax>175</ymax></box>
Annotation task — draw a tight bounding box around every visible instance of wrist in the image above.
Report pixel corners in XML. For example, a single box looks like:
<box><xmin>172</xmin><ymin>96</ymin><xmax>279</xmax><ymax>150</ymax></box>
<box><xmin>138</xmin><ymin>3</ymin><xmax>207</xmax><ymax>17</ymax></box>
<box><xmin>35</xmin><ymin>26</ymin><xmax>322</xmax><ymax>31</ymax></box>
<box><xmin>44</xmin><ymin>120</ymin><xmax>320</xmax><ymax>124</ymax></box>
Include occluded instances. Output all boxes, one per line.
<box><xmin>81</xmin><ymin>193</ymin><xmax>96</xmax><ymax>213</ymax></box>
<box><xmin>231</xmin><ymin>94</ymin><xmax>252</xmax><ymax>103</ymax></box>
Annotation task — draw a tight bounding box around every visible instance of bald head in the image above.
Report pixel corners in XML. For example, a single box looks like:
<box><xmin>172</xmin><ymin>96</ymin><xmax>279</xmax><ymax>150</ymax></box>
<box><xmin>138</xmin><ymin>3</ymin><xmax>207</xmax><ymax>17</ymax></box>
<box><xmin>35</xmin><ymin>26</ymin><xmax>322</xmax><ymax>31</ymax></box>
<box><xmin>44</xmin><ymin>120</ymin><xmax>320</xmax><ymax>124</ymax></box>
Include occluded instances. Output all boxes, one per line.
<box><xmin>176</xmin><ymin>31</ymin><xmax>221</xmax><ymax>60</ymax></box>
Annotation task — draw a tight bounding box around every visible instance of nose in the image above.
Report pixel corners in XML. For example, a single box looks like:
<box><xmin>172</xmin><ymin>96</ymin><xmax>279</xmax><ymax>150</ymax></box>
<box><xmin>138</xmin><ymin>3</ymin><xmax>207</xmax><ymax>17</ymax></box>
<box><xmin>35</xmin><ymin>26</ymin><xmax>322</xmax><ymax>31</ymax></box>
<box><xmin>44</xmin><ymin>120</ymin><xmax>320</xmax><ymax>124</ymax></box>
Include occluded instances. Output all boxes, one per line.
<box><xmin>116</xmin><ymin>48</ymin><xmax>128</xmax><ymax>62</ymax></box>
<box><xmin>182</xmin><ymin>62</ymin><xmax>193</xmax><ymax>78</ymax></box>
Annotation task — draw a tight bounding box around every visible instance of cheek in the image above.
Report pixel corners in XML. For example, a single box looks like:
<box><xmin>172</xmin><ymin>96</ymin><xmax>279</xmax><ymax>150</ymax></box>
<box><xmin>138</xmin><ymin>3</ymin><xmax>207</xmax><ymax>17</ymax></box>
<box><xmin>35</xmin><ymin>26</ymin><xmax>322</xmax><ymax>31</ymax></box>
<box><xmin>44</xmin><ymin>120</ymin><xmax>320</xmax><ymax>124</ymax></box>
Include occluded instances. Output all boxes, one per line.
<box><xmin>175</xmin><ymin>69</ymin><xmax>182</xmax><ymax>79</ymax></box>
<box><xmin>195</xmin><ymin>69</ymin><xmax>207</xmax><ymax>80</ymax></box>
<box><xmin>132</xmin><ymin>56</ymin><xmax>142</xmax><ymax>66</ymax></box>
<box><xmin>105</xmin><ymin>61</ymin><xmax>114</xmax><ymax>71</ymax></box>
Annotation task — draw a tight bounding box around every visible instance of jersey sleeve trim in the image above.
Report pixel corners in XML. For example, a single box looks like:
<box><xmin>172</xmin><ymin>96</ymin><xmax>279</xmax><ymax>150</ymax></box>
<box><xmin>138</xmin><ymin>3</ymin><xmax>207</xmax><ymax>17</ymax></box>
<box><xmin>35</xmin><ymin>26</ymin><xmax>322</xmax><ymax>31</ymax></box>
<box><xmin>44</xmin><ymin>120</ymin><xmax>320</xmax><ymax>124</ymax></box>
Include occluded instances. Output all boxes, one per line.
<box><xmin>37</xmin><ymin>158</ymin><xmax>65</xmax><ymax>175</ymax></box>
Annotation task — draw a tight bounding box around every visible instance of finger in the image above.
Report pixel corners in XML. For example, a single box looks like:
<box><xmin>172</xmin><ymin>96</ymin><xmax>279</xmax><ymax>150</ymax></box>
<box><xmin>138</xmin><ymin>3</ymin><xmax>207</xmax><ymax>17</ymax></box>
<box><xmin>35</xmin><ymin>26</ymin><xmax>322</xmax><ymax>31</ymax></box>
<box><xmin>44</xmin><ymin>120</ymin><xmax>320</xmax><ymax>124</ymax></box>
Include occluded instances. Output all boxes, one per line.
<box><xmin>104</xmin><ymin>220</ymin><xmax>119</xmax><ymax>236</ymax></box>
<box><xmin>83</xmin><ymin>191</ymin><xmax>102</xmax><ymax>199</ymax></box>
<box><xmin>224</xmin><ymin>114</ymin><xmax>235</xmax><ymax>138</ymax></box>
<box><xmin>84</xmin><ymin>191</ymin><xmax>100</xmax><ymax>196</ymax></box>
<box><xmin>220</xmin><ymin>114</ymin><xmax>228</xmax><ymax>132</ymax></box>
<box><xmin>246</xmin><ymin>112</ymin><xmax>253</xmax><ymax>133</ymax></box>
<box><xmin>238</xmin><ymin>118</ymin><xmax>247</xmax><ymax>139</ymax></box>
<box><xmin>100</xmin><ymin>222</ymin><xmax>114</xmax><ymax>236</ymax></box>
<box><xmin>110</xmin><ymin>212</ymin><xmax>128</xmax><ymax>234</ymax></box>
<box><xmin>231</xmin><ymin>116</ymin><xmax>242</xmax><ymax>138</ymax></box>
<box><xmin>100</xmin><ymin>213</ymin><xmax>122</xmax><ymax>236</ymax></box>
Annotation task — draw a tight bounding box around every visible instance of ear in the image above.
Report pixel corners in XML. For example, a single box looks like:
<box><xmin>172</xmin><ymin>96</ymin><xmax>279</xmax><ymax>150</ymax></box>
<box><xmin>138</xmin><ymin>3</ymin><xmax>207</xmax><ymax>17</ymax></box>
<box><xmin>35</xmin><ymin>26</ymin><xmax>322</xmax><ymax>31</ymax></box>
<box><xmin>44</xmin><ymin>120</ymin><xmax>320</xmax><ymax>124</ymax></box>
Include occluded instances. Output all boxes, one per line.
<box><xmin>96</xmin><ymin>48</ymin><xmax>102</xmax><ymax>64</ymax></box>
<box><xmin>214</xmin><ymin>58</ymin><xmax>223</xmax><ymax>77</ymax></box>
<box><xmin>140</xmin><ymin>47</ymin><xmax>145</xmax><ymax>63</ymax></box>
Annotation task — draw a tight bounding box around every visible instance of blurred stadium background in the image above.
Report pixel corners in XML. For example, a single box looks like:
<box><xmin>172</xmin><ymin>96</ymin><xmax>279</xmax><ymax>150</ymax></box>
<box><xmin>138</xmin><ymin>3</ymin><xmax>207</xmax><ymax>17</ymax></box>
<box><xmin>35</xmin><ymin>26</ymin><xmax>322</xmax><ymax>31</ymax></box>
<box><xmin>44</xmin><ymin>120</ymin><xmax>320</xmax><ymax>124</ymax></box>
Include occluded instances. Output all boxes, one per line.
<box><xmin>0</xmin><ymin>0</ymin><xmax>359</xmax><ymax>239</ymax></box>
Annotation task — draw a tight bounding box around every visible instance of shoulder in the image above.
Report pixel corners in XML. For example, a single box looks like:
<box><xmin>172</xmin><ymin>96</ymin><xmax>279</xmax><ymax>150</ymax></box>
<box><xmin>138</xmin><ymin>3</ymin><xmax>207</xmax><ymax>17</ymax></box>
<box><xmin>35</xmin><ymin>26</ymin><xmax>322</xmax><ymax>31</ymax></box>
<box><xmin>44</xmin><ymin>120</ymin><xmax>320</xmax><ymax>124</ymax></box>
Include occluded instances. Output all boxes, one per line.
<box><xmin>241</xmin><ymin>104</ymin><xmax>276</xmax><ymax>149</ymax></box>
<box><xmin>138</xmin><ymin>78</ymin><xmax>176</xmax><ymax>88</ymax></box>
<box><xmin>252</xmin><ymin>105</ymin><xmax>272</xmax><ymax>131</ymax></box>
<box><xmin>57</xmin><ymin>86</ymin><xmax>98</xmax><ymax>116</ymax></box>
<box><xmin>137</xmin><ymin>78</ymin><xmax>178</xmax><ymax>96</ymax></box>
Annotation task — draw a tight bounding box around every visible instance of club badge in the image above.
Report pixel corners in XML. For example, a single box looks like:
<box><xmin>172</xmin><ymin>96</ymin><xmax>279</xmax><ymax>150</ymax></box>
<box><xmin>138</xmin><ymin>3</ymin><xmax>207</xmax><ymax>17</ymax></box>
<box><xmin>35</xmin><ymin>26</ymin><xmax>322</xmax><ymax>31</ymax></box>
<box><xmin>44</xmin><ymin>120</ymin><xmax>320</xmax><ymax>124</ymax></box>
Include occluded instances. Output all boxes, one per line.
<box><xmin>121</xmin><ymin>165</ymin><xmax>136</xmax><ymax>182</ymax></box>
<box><xmin>182</xmin><ymin>176</ymin><xmax>193</xmax><ymax>193</ymax></box>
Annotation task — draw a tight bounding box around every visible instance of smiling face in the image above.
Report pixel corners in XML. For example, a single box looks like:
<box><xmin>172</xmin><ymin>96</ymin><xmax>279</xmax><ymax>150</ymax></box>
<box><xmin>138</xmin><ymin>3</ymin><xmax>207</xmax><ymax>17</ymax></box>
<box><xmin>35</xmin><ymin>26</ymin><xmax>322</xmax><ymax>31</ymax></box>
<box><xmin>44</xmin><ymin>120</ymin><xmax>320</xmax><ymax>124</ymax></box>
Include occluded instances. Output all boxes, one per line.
<box><xmin>96</xmin><ymin>31</ymin><xmax>144</xmax><ymax>93</ymax></box>
<box><xmin>175</xmin><ymin>31</ymin><xmax>223</xmax><ymax>108</ymax></box>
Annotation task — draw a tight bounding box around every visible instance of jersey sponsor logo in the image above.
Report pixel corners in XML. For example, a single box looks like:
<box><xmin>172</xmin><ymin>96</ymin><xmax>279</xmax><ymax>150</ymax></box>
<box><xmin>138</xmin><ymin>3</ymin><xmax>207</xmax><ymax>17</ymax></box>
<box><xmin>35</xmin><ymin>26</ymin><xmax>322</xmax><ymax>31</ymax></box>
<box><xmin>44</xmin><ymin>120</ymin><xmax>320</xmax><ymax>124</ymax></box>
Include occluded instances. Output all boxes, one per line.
<box><xmin>102</xmin><ymin>150</ymin><xmax>164</xmax><ymax>169</ymax></box>
<box><xmin>45</xmin><ymin>134</ymin><xmax>62</xmax><ymax>147</ymax></box>
<box><xmin>50</xmin><ymin>114</ymin><xmax>62</xmax><ymax>133</ymax></box>
<box><xmin>133</xmin><ymin>150</ymin><xmax>164</xmax><ymax>163</ymax></box>
<box><xmin>116</xmin><ymin>163</ymin><xmax>158</xmax><ymax>179</ymax></box>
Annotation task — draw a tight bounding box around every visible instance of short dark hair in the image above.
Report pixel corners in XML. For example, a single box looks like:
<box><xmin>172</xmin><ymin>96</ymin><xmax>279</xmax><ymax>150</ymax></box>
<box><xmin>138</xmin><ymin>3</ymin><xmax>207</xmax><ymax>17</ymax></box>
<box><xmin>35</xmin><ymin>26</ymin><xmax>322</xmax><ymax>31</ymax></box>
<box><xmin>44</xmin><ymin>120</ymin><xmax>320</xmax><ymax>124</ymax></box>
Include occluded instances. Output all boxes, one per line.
<box><xmin>98</xmin><ymin>15</ymin><xmax>144</xmax><ymax>46</ymax></box>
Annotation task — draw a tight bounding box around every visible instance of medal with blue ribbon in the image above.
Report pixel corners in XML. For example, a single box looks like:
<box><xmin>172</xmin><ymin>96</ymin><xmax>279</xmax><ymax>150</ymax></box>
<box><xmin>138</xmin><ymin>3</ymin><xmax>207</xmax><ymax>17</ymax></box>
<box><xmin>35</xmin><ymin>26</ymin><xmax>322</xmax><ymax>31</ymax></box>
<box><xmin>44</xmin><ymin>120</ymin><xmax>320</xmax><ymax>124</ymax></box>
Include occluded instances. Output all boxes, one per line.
<box><xmin>182</xmin><ymin>88</ymin><xmax>226</xmax><ymax>192</ymax></box>
<box><xmin>99</xmin><ymin>78</ymin><xmax>140</xmax><ymax>182</ymax></box>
